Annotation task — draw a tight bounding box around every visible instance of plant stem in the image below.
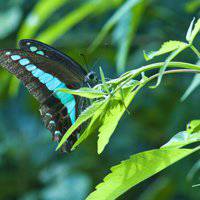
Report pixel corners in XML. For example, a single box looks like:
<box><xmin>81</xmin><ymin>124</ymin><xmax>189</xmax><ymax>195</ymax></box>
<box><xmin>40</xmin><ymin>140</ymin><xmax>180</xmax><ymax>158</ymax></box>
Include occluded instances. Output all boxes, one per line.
<box><xmin>107</xmin><ymin>62</ymin><xmax>200</xmax><ymax>86</ymax></box>
<box><xmin>129</xmin><ymin>62</ymin><xmax>200</xmax><ymax>80</ymax></box>
<box><xmin>145</xmin><ymin>69</ymin><xmax>200</xmax><ymax>84</ymax></box>
<box><xmin>94</xmin><ymin>62</ymin><xmax>200</xmax><ymax>97</ymax></box>
<box><xmin>190</xmin><ymin>45</ymin><xmax>200</xmax><ymax>58</ymax></box>
<box><xmin>114</xmin><ymin>68</ymin><xmax>200</xmax><ymax>95</ymax></box>
<box><xmin>127</xmin><ymin>69</ymin><xmax>200</xmax><ymax>106</ymax></box>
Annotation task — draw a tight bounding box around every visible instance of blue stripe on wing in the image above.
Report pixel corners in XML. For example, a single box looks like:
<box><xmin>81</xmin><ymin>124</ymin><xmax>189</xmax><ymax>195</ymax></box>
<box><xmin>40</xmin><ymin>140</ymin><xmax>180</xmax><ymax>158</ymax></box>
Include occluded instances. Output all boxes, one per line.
<box><xmin>55</xmin><ymin>91</ymin><xmax>76</xmax><ymax>124</ymax></box>
<box><xmin>9</xmin><ymin>53</ymin><xmax>76</xmax><ymax>124</ymax></box>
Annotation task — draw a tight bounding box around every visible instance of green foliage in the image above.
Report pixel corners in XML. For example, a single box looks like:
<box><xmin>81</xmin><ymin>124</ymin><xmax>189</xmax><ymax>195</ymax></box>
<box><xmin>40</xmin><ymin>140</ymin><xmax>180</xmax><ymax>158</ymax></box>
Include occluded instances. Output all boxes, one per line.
<box><xmin>186</xmin><ymin>18</ymin><xmax>196</xmax><ymax>43</ymax></box>
<box><xmin>57</xmin><ymin>79</ymin><xmax>140</xmax><ymax>152</ymax></box>
<box><xmin>187</xmin><ymin>119</ymin><xmax>200</xmax><ymax>134</ymax></box>
<box><xmin>143</xmin><ymin>41</ymin><xmax>187</xmax><ymax>61</ymax></box>
<box><xmin>56</xmin><ymin>100</ymin><xmax>106</xmax><ymax>150</ymax></box>
<box><xmin>36</xmin><ymin>0</ymin><xmax>120</xmax><ymax>44</ymax></box>
<box><xmin>97</xmin><ymin>80</ymin><xmax>139</xmax><ymax>154</ymax></box>
<box><xmin>181</xmin><ymin>33</ymin><xmax>200</xmax><ymax>101</ymax></box>
<box><xmin>18</xmin><ymin>0</ymin><xmax>121</xmax><ymax>44</ymax></box>
<box><xmin>0</xmin><ymin>7</ymin><xmax>22</xmax><ymax>39</ymax></box>
<box><xmin>72</xmin><ymin>100</ymin><xmax>109</xmax><ymax>150</ymax></box>
<box><xmin>186</xmin><ymin>18</ymin><xmax>200</xmax><ymax>44</ymax></box>
<box><xmin>18</xmin><ymin>0</ymin><xmax>69</xmax><ymax>40</ymax></box>
<box><xmin>0</xmin><ymin>1</ymin><xmax>200</xmax><ymax>199</ymax></box>
<box><xmin>99</xmin><ymin>66</ymin><xmax>110</xmax><ymax>94</ymax></box>
<box><xmin>185</xmin><ymin>0</ymin><xmax>200</xmax><ymax>13</ymax></box>
<box><xmin>86</xmin><ymin>148</ymin><xmax>196</xmax><ymax>200</ymax></box>
<box><xmin>143</xmin><ymin>18</ymin><xmax>200</xmax><ymax>89</ymax></box>
<box><xmin>181</xmin><ymin>73</ymin><xmax>200</xmax><ymax>100</ymax></box>
<box><xmin>57</xmin><ymin>61</ymin><xmax>200</xmax><ymax>153</ymax></box>
<box><xmin>161</xmin><ymin>131</ymin><xmax>200</xmax><ymax>149</ymax></box>
<box><xmin>89</xmin><ymin>0</ymin><xmax>143</xmax><ymax>52</ymax></box>
<box><xmin>151</xmin><ymin>45</ymin><xmax>189</xmax><ymax>89</ymax></box>
<box><xmin>187</xmin><ymin>159</ymin><xmax>200</xmax><ymax>184</ymax></box>
<box><xmin>55</xmin><ymin>18</ymin><xmax>200</xmax><ymax>199</ymax></box>
<box><xmin>57</xmin><ymin>87</ymin><xmax>106</xmax><ymax>99</ymax></box>
<box><xmin>114</xmin><ymin>2</ymin><xmax>146</xmax><ymax>73</ymax></box>
<box><xmin>181</xmin><ymin>73</ymin><xmax>200</xmax><ymax>101</ymax></box>
<box><xmin>86</xmin><ymin>119</ymin><xmax>200</xmax><ymax>200</ymax></box>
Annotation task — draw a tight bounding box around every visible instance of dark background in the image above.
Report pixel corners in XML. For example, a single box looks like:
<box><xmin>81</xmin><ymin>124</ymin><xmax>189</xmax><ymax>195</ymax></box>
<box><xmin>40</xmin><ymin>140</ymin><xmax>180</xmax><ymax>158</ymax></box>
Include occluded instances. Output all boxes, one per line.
<box><xmin>0</xmin><ymin>0</ymin><xmax>200</xmax><ymax>199</ymax></box>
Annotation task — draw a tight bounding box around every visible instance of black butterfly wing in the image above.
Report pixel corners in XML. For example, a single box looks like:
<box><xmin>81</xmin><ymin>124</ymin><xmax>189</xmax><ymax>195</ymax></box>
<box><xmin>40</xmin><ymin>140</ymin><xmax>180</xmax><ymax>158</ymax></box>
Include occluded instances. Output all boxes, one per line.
<box><xmin>19</xmin><ymin>39</ymin><xmax>87</xmax><ymax>77</ymax></box>
<box><xmin>0</xmin><ymin>49</ymin><xmax>84</xmax><ymax>152</ymax></box>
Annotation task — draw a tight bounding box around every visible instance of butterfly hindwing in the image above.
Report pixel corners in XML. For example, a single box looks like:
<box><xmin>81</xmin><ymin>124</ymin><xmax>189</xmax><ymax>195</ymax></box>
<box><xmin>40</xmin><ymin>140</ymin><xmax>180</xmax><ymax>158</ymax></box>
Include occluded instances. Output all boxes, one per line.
<box><xmin>0</xmin><ymin>48</ymin><xmax>84</xmax><ymax>151</ymax></box>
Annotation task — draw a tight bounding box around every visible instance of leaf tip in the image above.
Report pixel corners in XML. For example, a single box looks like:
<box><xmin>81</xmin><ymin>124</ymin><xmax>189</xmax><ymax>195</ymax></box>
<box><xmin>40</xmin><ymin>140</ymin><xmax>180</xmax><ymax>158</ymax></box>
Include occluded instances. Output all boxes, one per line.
<box><xmin>55</xmin><ymin>144</ymin><xmax>61</xmax><ymax>151</ymax></box>
<box><xmin>143</xmin><ymin>50</ymin><xmax>150</xmax><ymax>61</ymax></box>
<box><xmin>180</xmin><ymin>95</ymin><xmax>186</xmax><ymax>102</ymax></box>
<box><xmin>97</xmin><ymin>147</ymin><xmax>103</xmax><ymax>155</ymax></box>
<box><xmin>186</xmin><ymin>17</ymin><xmax>195</xmax><ymax>42</ymax></box>
<box><xmin>149</xmin><ymin>82</ymin><xmax>160</xmax><ymax>89</ymax></box>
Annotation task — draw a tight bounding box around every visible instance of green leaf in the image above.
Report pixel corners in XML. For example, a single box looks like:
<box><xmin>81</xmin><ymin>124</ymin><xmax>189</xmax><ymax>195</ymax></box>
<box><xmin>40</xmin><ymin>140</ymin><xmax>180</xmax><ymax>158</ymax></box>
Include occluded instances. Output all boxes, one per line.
<box><xmin>36</xmin><ymin>0</ymin><xmax>119</xmax><ymax>44</ymax></box>
<box><xmin>57</xmin><ymin>87</ymin><xmax>106</xmax><ymax>99</ymax></box>
<box><xmin>0</xmin><ymin>7</ymin><xmax>22</xmax><ymax>39</ymax></box>
<box><xmin>97</xmin><ymin>81</ymin><xmax>140</xmax><ymax>154</ymax></box>
<box><xmin>97</xmin><ymin>99</ymin><xmax>124</xmax><ymax>154</ymax></box>
<box><xmin>89</xmin><ymin>0</ymin><xmax>142</xmax><ymax>51</ymax></box>
<box><xmin>115</xmin><ymin>2</ymin><xmax>146</xmax><ymax>74</ymax></box>
<box><xmin>187</xmin><ymin>159</ymin><xmax>200</xmax><ymax>181</ymax></box>
<box><xmin>185</xmin><ymin>0</ymin><xmax>200</xmax><ymax>13</ymax></box>
<box><xmin>72</xmin><ymin>100</ymin><xmax>109</xmax><ymax>150</ymax></box>
<box><xmin>56</xmin><ymin>100</ymin><xmax>106</xmax><ymax>150</ymax></box>
<box><xmin>181</xmin><ymin>73</ymin><xmax>200</xmax><ymax>101</ymax></box>
<box><xmin>186</xmin><ymin>18</ymin><xmax>200</xmax><ymax>43</ymax></box>
<box><xmin>18</xmin><ymin>0</ymin><xmax>68</xmax><ymax>40</ymax></box>
<box><xmin>161</xmin><ymin>131</ymin><xmax>200</xmax><ymax>149</ymax></box>
<box><xmin>114</xmin><ymin>1</ymin><xmax>148</xmax><ymax>74</ymax></box>
<box><xmin>150</xmin><ymin>43</ymin><xmax>188</xmax><ymax>89</ymax></box>
<box><xmin>99</xmin><ymin>67</ymin><xmax>110</xmax><ymax>94</ymax></box>
<box><xmin>161</xmin><ymin>119</ymin><xmax>200</xmax><ymax>149</ymax></box>
<box><xmin>186</xmin><ymin>18</ymin><xmax>195</xmax><ymax>42</ymax></box>
<box><xmin>72</xmin><ymin>80</ymin><xmax>139</xmax><ymax>152</ymax></box>
<box><xmin>86</xmin><ymin>148</ymin><xmax>196</xmax><ymax>200</ymax></box>
<box><xmin>192</xmin><ymin>183</ymin><xmax>200</xmax><ymax>187</ymax></box>
<box><xmin>143</xmin><ymin>40</ymin><xmax>187</xmax><ymax>61</ymax></box>
<box><xmin>187</xmin><ymin>119</ymin><xmax>200</xmax><ymax>134</ymax></box>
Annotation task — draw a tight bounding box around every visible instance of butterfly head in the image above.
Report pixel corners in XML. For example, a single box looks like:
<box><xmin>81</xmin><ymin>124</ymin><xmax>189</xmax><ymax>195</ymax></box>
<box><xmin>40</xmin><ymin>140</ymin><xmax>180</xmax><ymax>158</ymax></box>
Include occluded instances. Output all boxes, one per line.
<box><xmin>85</xmin><ymin>71</ymin><xmax>98</xmax><ymax>87</ymax></box>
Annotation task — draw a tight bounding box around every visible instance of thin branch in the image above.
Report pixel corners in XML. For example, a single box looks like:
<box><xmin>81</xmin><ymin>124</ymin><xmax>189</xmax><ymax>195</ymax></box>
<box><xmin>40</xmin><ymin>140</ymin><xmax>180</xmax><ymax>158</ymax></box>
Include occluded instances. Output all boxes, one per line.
<box><xmin>147</xmin><ymin>69</ymin><xmax>200</xmax><ymax>83</ymax></box>
<box><xmin>126</xmin><ymin>69</ymin><xmax>200</xmax><ymax>105</ymax></box>
<box><xmin>190</xmin><ymin>45</ymin><xmax>200</xmax><ymax>58</ymax></box>
<box><xmin>106</xmin><ymin>62</ymin><xmax>200</xmax><ymax>86</ymax></box>
<box><xmin>114</xmin><ymin>69</ymin><xmax>199</xmax><ymax>95</ymax></box>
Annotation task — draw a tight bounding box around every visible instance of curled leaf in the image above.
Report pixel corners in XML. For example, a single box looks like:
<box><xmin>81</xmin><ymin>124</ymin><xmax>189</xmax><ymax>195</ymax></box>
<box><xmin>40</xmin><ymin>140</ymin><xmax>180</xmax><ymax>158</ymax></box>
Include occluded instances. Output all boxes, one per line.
<box><xmin>143</xmin><ymin>40</ymin><xmax>187</xmax><ymax>61</ymax></box>
<box><xmin>187</xmin><ymin>18</ymin><xmax>200</xmax><ymax>43</ymax></box>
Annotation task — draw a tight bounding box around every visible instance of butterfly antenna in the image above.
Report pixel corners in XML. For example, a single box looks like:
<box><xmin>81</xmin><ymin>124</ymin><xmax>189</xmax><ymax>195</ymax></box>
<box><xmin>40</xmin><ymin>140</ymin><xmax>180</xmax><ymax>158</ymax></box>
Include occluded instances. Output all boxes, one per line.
<box><xmin>80</xmin><ymin>53</ymin><xmax>89</xmax><ymax>73</ymax></box>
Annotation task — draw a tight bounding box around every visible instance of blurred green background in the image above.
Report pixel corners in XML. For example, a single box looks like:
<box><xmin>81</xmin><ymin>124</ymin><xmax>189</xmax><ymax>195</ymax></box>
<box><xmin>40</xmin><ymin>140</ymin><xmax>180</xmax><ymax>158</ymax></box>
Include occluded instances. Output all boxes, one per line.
<box><xmin>0</xmin><ymin>0</ymin><xmax>200</xmax><ymax>199</ymax></box>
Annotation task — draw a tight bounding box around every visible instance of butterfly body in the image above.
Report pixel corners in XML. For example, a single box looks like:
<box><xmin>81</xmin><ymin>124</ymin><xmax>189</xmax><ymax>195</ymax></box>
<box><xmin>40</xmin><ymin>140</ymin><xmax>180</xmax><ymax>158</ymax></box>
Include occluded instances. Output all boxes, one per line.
<box><xmin>0</xmin><ymin>39</ymin><xmax>97</xmax><ymax>152</ymax></box>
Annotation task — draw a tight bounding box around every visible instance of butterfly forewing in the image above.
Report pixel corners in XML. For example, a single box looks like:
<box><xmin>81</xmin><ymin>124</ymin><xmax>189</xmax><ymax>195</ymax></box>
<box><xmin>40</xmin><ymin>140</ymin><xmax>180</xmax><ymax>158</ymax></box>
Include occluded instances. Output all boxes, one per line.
<box><xmin>0</xmin><ymin>46</ymin><xmax>85</xmax><ymax>152</ymax></box>
<box><xmin>19</xmin><ymin>39</ymin><xmax>87</xmax><ymax>79</ymax></box>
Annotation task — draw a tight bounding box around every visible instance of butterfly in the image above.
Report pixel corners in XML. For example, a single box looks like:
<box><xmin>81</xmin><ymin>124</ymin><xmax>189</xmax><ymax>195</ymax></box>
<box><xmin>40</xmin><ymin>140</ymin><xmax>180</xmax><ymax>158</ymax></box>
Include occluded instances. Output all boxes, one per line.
<box><xmin>0</xmin><ymin>39</ymin><xmax>98</xmax><ymax>152</ymax></box>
